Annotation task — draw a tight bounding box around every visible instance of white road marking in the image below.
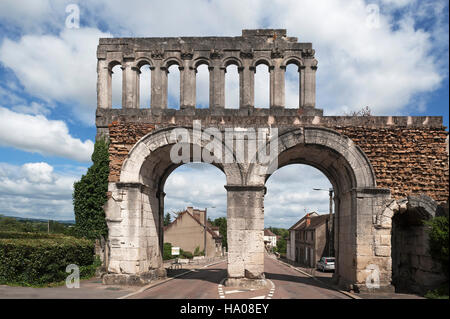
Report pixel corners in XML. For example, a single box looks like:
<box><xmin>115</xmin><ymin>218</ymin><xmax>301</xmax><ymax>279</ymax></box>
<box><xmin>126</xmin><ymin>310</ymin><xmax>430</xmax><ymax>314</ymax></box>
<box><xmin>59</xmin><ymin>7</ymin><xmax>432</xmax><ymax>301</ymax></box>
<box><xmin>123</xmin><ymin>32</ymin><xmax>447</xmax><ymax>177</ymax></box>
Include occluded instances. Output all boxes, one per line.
<box><xmin>224</xmin><ymin>289</ymin><xmax>247</xmax><ymax>294</ymax></box>
<box><xmin>250</xmin><ymin>295</ymin><xmax>266</xmax><ymax>299</ymax></box>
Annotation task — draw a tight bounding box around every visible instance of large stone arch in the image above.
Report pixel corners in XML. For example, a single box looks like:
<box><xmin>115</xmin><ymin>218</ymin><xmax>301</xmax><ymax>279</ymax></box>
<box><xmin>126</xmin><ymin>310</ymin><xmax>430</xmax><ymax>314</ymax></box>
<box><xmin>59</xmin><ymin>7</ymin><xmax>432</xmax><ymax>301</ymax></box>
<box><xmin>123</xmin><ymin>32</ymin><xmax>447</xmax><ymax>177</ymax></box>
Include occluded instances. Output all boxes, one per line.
<box><xmin>243</xmin><ymin>127</ymin><xmax>393</xmax><ymax>291</ymax></box>
<box><xmin>103</xmin><ymin>126</ymin><xmax>242</xmax><ymax>285</ymax></box>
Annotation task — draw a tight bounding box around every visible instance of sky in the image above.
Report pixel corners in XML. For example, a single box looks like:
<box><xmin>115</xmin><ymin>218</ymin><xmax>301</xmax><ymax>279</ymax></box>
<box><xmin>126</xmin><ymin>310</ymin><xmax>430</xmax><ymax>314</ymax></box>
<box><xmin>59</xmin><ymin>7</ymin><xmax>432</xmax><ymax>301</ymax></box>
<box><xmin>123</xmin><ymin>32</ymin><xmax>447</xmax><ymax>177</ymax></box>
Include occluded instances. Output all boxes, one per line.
<box><xmin>0</xmin><ymin>0</ymin><xmax>448</xmax><ymax>228</ymax></box>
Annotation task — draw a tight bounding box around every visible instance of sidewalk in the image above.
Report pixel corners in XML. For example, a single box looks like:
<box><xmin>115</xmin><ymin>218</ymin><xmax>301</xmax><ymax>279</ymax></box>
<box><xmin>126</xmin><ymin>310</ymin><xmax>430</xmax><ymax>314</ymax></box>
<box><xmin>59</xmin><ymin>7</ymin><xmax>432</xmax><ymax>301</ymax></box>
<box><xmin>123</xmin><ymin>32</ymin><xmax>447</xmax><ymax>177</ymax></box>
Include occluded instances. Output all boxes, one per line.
<box><xmin>277</xmin><ymin>256</ymin><xmax>424</xmax><ymax>299</ymax></box>
<box><xmin>0</xmin><ymin>278</ymin><xmax>138</xmax><ymax>299</ymax></box>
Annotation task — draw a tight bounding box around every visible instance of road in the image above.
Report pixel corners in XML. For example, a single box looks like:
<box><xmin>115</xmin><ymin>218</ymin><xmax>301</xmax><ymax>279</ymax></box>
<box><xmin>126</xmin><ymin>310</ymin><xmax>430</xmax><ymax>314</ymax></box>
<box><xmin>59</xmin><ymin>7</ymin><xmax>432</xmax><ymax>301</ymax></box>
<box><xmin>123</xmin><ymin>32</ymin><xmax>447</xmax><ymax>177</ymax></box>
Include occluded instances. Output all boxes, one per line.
<box><xmin>130</xmin><ymin>255</ymin><xmax>350</xmax><ymax>299</ymax></box>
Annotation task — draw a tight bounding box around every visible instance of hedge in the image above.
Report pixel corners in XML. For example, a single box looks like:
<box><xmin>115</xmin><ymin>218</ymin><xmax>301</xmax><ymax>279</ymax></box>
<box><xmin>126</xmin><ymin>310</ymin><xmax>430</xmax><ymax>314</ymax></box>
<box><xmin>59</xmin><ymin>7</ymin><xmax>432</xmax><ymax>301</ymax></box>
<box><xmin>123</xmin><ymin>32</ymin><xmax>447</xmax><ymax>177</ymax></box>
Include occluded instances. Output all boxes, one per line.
<box><xmin>0</xmin><ymin>232</ymin><xmax>95</xmax><ymax>286</ymax></box>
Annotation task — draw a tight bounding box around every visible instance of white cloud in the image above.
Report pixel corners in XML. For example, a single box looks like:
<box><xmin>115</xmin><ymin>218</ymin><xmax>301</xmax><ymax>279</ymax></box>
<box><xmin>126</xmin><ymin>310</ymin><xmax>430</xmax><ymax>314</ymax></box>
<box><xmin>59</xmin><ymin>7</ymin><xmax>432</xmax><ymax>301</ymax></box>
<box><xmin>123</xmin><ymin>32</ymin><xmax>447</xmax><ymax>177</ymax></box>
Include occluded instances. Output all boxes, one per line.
<box><xmin>0</xmin><ymin>162</ymin><xmax>79</xmax><ymax>220</ymax></box>
<box><xmin>0</xmin><ymin>27</ymin><xmax>111</xmax><ymax>124</ymax></box>
<box><xmin>163</xmin><ymin>163</ymin><xmax>332</xmax><ymax>229</ymax></box>
<box><xmin>0</xmin><ymin>107</ymin><xmax>94</xmax><ymax>162</ymax></box>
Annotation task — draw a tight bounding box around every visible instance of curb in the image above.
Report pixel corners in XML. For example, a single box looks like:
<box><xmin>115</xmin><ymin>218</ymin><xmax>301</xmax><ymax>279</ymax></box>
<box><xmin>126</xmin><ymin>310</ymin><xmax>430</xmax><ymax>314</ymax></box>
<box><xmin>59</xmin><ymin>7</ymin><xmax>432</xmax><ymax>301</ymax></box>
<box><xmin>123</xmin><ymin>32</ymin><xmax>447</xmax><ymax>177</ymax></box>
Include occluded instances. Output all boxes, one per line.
<box><xmin>274</xmin><ymin>258</ymin><xmax>361</xmax><ymax>299</ymax></box>
<box><xmin>118</xmin><ymin>258</ymin><xmax>226</xmax><ymax>299</ymax></box>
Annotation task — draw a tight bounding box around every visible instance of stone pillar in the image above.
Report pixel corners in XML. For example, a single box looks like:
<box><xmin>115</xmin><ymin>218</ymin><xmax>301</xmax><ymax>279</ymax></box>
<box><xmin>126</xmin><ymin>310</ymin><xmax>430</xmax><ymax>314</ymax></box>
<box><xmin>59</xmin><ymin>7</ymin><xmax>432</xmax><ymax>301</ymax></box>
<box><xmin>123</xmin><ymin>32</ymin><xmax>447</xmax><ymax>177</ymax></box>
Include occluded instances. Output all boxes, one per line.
<box><xmin>180</xmin><ymin>61</ymin><xmax>196</xmax><ymax>109</ymax></box>
<box><xmin>299</xmin><ymin>66</ymin><xmax>306</xmax><ymax>107</ymax></box>
<box><xmin>209</xmin><ymin>61</ymin><xmax>225</xmax><ymax>109</ymax></box>
<box><xmin>97</xmin><ymin>59</ymin><xmax>110</xmax><ymax>109</ymax></box>
<box><xmin>352</xmin><ymin>188</ymin><xmax>394</xmax><ymax>293</ymax></box>
<box><xmin>239</xmin><ymin>65</ymin><xmax>254</xmax><ymax>109</ymax></box>
<box><xmin>121</xmin><ymin>61</ymin><xmax>140</xmax><ymax>109</ymax></box>
<box><xmin>103</xmin><ymin>182</ymin><xmax>166</xmax><ymax>285</ymax></box>
<box><xmin>270</xmin><ymin>63</ymin><xmax>285</xmax><ymax>108</ymax></box>
<box><xmin>225</xmin><ymin>185</ymin><xmax>266</xmax><ymax>288</ymax></box>
<box><xmin>151</xmin><ymin>62</ymin><xmax>167</xmax><ymax>109</ymax></box>
<box><xmin>303</xmin><ymin>60</ymin><xmax>317</xmax><ymax>107</ymax></box>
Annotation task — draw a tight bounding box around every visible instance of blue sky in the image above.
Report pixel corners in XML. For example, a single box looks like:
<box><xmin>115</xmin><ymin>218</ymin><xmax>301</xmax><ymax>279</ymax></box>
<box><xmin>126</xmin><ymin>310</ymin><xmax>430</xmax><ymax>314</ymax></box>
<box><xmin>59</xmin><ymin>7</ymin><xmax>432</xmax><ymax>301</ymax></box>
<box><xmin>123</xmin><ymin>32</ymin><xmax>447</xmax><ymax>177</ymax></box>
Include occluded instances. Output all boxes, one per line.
<box><xmin>0</xmin><ymin>0</ymin><xmax>448</xmax><ymax>228</ymax></box>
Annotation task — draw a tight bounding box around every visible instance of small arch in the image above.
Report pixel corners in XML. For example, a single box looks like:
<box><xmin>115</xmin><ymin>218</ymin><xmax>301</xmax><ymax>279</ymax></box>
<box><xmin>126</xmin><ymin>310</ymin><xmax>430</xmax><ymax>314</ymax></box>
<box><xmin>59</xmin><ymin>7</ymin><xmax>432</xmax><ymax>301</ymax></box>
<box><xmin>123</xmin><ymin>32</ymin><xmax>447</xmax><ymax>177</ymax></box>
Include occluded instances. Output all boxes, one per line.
<box><xmin>222</xmin><ymin>57</ymin><xmax>243</xmax><ymax>68</ymax></box>
<box><xmin>194</xmin><ymin>57</ymin><xmax>210</xmax><ymax>69</ymax></box>
<box><xmin>139</xmin><ymin>64</ymin><xmax>151</xmax><ymax>108</ymax></box>
<box><xmin>108</xmin><ymin>60</ymin><xmax>122</xmax><ymax>71</ymax></box>
<box><xmin>225</xmin><ymin>64</ymin><xmax>239</xmax><ymax>109</ymax></box>
<box><xmin>135</xmin><ymin>58</ymin><xmax>153</xmax><ymax>69</ymax></box>
<box><xmin>282</xmin><ymin>56</ymin><xmax>304</xmax><ymax>69</ymax></box>
<box><xmin>196</xmin><ymin>64</ymin><xmax>209</xmax><ymax>108</ymax></box>
<box><xmin>111</xmin><ymin>64</ymin><xmax>122</xmax><ymax>109</ymax></box>
<box><xmin>167</xmin><ymin>64</ymin><xmax>180</xmax><ymax>109</ymax></box>
<box><xmin>164</xmin><ymin>57</ymin><xmax>182</xmax><ymax>69</ymax></box>
<box><xmin>254</xmin><ymin>64</ymin><xmax>270</xmax><ymax>109</ymax></box>
<box><xmin>252</xmin><ymin>57</ymin><xmax>273</xmax><ymax>68</ymax></box>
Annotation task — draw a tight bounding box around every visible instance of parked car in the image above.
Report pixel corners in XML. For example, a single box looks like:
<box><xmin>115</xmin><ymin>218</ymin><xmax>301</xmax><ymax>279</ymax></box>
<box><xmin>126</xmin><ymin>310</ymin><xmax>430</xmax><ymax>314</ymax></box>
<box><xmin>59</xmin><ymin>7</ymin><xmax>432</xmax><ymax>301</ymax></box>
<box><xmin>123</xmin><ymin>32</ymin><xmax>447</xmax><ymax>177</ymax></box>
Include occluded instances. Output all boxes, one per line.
<box><xmin>317</xmin><ymin>257</ymin><xmax>335</xmax><ymax>272</ymax></box>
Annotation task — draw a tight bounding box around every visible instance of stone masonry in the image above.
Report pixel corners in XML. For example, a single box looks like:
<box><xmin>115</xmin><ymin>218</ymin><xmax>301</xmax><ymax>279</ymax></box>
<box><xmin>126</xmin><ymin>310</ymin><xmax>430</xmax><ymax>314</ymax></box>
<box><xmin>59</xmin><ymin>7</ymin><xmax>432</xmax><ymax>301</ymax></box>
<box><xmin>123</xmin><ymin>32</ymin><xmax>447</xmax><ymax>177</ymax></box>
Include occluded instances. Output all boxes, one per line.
<box><xmin>97</xmin><ymin>29</ymin><xmax>448</xmax><ymax>292</ymax></box>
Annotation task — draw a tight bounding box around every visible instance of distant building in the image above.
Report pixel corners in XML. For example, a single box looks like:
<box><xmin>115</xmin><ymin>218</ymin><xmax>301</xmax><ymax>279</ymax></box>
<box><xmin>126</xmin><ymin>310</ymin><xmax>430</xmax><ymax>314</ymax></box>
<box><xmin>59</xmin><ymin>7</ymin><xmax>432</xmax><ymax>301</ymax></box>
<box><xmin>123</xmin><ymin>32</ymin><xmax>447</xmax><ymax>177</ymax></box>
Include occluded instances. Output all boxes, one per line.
<box><xmin>286</xmin><ymin>212</ymin><xmax>333</xmax><ymax>268</ymax></box>
<box><xmin>263</xmin><ymin>229</ymin><xmax>277</xmax><ymax>248</ymax></box>
<box><xmin>164</xmin><ymin>207</ymin><xmax>223</xmax><ymax>258</ymax></box>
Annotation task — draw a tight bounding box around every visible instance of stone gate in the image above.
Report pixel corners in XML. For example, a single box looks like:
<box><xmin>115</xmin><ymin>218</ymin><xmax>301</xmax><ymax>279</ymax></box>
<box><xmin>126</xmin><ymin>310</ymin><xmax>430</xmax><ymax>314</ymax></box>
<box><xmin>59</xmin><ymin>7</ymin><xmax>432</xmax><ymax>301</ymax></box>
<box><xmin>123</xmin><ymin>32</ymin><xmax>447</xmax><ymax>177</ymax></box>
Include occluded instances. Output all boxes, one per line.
<box><xmin>96</xmin><ymin>29</ymin><xmax>449</xmax><ymax>292</ymax></box>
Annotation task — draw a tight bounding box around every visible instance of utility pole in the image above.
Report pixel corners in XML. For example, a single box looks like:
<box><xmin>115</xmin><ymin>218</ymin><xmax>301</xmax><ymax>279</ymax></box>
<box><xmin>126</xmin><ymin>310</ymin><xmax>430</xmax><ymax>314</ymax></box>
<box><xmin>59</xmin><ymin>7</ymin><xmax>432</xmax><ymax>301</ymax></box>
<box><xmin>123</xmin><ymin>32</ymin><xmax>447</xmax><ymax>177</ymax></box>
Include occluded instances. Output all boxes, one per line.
<box><xmin>204</xmin><ymin>208</ymin><xmax>207</xmax><ymax>258</ymax></box>
<box><xmin>313</xmin><ymin>188</ymin><xmax>334</xmax><ymax>256</ymax></box>
<box><xmin>48</xmin><ymin>219</ymin><xmax>50</xmax><ymax>234</ymax></box>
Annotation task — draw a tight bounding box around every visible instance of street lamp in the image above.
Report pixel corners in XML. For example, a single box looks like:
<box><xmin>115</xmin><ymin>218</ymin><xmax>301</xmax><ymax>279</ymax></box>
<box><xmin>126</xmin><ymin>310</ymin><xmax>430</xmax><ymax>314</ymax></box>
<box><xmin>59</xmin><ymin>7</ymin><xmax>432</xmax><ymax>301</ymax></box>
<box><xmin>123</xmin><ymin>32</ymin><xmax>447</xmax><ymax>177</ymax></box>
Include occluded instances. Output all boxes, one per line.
<box><xmin>313</xmin><ymin>188</ymin><xmax>334</xmax><ymax>257</ymax></box>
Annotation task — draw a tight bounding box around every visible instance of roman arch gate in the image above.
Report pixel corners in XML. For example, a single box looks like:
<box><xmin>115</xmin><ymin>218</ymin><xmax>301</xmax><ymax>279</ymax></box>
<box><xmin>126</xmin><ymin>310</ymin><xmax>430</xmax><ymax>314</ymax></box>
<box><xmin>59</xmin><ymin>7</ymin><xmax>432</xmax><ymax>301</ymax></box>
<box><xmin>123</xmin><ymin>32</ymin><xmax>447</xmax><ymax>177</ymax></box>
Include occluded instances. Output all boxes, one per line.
<box><xmin>96</xmin><ymin>29</ymin><xmax>449</xmax><ymax>292</ymax></box>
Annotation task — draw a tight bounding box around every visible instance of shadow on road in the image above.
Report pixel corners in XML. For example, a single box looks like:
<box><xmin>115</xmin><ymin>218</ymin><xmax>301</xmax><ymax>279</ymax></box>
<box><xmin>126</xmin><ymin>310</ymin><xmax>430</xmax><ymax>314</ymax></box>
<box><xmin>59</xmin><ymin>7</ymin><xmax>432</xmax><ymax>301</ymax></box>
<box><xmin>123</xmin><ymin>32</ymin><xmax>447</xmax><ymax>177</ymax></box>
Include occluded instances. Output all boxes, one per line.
<box><xmin>166</xmin><ymin>268</ymin><xmax>227</xmax><ymax>285</ymax></box>
<box><xmin>265</xmin><ymin>271</ymin><xmax>336</xmax><ymax>292</ymax></box>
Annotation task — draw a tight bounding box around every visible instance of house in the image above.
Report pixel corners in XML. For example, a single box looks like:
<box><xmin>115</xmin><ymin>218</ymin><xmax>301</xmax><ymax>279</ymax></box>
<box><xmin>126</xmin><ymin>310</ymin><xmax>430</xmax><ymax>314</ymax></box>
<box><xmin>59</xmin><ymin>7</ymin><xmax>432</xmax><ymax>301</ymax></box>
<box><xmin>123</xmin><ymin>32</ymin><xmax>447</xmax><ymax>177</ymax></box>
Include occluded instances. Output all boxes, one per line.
<box><xmin>164</xmin><ymin>207</ymin><xmax>223</xmax><ymax>258</ymax></box>
<box><xmin>263</xmin><ymin>228</ymin><xmax>277</xmax><ymax>249</ymax></box>
<box><xmin>286</xmin><ymin>212</ymin><xmax>333</xmax><ymax>268</ymax></box>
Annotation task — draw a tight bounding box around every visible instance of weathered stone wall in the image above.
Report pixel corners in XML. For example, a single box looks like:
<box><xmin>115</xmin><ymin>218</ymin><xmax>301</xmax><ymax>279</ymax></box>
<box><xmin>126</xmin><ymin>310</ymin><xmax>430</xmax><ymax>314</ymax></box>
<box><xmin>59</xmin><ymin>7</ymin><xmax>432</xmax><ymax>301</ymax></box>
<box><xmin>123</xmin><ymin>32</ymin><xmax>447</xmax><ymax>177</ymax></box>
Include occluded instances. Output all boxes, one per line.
<box><xmin>105</xmin><ymin>116</ymin><xmax>448</xmax><ymax>203</ymax></box>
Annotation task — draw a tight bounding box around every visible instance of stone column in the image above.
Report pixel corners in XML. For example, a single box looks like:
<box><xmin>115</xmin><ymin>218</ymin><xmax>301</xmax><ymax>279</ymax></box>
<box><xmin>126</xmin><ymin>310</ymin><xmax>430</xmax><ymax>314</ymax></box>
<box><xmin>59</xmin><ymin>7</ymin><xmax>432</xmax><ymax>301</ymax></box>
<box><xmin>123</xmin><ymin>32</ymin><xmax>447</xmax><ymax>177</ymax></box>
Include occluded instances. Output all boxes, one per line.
<box><xmin>150</xmin><ymin>62</ymin><xmax>167</xmax><ymax>109</ymax></box>
<box><xmin>239</xmin><ymin>65</ymin><xmax>254</xmax><ymax>109</ymax></box>
<box><xmin>225</xmin><ymin>185</ymin><xmax>265</xmax><ymax>288</ymax></box>
<box><xmin>103</xmin><ymin>182</ymin><xmax>166</xmax><ymax>285</ymax></box>
<box><xmin>97</xmin><ymin>59</ymin><xmax>110</xmax><ymax>109</ymax></box>
<box><xmin>180</xmin><ymin>61</ymin><xmax>196</xmax><ymax>109</ymax></box>
<box><xmin>353</xmin><ymin>187</ymin><xmax>394</xmax><ymax>292</ymax></box>
<box><xmin>209</xmin><ymin>61</ymin><xmax>225</xmax><ymax>109</ymax></box>
<box><xmin>303</xmin><ymin>60</ymin><xmax>317</xmax><ymax>107</ymax></box>
<box><xmin>299</xmin><ymin>66</ymin><xmax>306</xmax><ymax>107</ymax></box>
<box><xmin>121</xmin><ymin>61</ymin><xmax>140</xmax><ymax>109</ymax></box>
<box><xmin>270</xmin><ymin>63</ymin><xmax>285</xmax><ymax>108</ymax></box>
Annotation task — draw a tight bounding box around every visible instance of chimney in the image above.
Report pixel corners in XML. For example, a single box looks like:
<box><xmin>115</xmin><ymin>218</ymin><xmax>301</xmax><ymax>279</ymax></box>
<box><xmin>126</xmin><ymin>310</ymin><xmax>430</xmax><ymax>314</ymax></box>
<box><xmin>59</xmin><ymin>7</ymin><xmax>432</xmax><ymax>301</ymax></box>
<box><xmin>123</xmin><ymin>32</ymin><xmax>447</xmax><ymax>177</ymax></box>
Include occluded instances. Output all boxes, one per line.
<box><xmin>306</xmin><ymin>213</ymin><xmax>311</xmax><ymax>227</ymax></box>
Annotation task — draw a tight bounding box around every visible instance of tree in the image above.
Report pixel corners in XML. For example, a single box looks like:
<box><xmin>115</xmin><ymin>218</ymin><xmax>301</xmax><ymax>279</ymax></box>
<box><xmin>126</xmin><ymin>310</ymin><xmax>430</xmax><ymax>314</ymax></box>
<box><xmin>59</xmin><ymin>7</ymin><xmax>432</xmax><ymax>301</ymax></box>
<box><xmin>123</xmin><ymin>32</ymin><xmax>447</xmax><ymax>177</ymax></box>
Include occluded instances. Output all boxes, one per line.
<box><xmin>425</xmin><ymin>215</ymin><xmax>449</xmax><ymax>278</ymax></box>
<box><xmin>211</xmin><ymin>217</ymin><xmax>227</xmax><ymax>250</ymax></box>
<box><xmin>345</xmin><ymin>106</ymin><xmax>372</xmax><ymax>116</ymax></box>
<box><xmin>73</xmin><ymin>138</ymin><xmax>109</xmax><ymax>240</ymax></box>
<box><xmin>164</xmin><ymin>213</ymin><xmax>172</xmax><ymax>226</ymax></box>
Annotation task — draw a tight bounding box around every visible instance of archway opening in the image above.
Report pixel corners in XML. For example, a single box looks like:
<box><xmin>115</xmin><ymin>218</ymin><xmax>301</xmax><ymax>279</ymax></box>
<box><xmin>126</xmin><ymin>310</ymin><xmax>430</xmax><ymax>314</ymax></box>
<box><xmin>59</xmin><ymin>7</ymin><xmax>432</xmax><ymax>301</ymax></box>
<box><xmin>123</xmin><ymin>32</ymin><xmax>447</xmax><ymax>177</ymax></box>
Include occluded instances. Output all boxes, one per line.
<box><xmin>168</xmin><ymin>64</ymin><xmax>180</xmax><ymax>109</ymax></box>
<box><xmin>391</xmin><ymin>206</ymin><xmax>437</xmax><ymax>295</ymax></box>
<box><xmin>225</xmin><ymin>64</ymin><xmax>239</xmax><ymax>109</ymax></box>
<box><xmin>285</xmin><ymin>63</ymin><xmax>299</xmax><ymax>109</ymax></box>
<box><xmin>111</xmin><ymin>64</ymin><xmax>122</xmax><ymax>109</ymax></box>
<box><xmin>265</xmin><ymin>164</ymin><xmax>334</xmax><ymax>269</ymax></box>
<box><xmin>163</xmin><ymin>163</ymin><xmax>227</xmax><ymax>261</ymax></box>
<box><xmin>254</xmin><ymin>64</ymin><xmax>270</xmax><ymax>109</ymax></box>
<box><xmin>139</xmin><ymin>64</ymin><xmax>151</xmax><ymax>108</ymax></box>
<box><xmin>195</xmin><ymin>64</ymin><xmax>210</xmax><ymax>109</ymax></box>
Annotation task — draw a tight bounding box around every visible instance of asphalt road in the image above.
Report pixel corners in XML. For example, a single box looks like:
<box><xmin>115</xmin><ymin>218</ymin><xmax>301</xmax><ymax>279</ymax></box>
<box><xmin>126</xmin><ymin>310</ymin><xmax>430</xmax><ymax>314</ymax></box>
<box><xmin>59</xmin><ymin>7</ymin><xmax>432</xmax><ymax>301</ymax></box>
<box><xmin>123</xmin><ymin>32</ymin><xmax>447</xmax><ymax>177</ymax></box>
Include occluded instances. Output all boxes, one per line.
<box><xmin>130</xmin><ymin>255</ymin><xmax>350</xmax><ymax>299</ymax></box>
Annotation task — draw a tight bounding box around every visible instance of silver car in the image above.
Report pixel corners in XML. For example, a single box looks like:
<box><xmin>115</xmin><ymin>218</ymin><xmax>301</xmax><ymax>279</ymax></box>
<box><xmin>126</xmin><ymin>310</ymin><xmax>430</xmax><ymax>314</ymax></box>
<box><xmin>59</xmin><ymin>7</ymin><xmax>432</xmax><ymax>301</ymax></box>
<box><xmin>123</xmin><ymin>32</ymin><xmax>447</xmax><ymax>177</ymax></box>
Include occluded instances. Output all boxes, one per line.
<box><xmin>317</xmin><ymin>257</ymin><xmax>335</xmax><ymax>272</ymax></box>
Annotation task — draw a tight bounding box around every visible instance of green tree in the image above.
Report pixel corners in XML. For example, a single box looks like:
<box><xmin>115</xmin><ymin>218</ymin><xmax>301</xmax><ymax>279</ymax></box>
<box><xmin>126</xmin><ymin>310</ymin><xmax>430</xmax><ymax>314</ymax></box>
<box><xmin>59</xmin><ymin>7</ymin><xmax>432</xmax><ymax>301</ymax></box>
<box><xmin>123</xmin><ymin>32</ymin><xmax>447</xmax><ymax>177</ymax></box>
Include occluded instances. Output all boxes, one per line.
<box><xmin>211</xmin><ymin>217</ymin><xmax>227</xmax><ymax>249</ymax></box>
<box><xmin>425</xmin><ymin>215</ymin><xmax>449</xmax><ymax>278</ymax></box>
<box><xmin>73</xmin><ymin>138</ymin><xmax>109</xmax><ymax>240</ymax></box>
<box><xmin>164</xmin><ymin>213</ymin><xmax>172</xmax><ymax>226</ymax></box>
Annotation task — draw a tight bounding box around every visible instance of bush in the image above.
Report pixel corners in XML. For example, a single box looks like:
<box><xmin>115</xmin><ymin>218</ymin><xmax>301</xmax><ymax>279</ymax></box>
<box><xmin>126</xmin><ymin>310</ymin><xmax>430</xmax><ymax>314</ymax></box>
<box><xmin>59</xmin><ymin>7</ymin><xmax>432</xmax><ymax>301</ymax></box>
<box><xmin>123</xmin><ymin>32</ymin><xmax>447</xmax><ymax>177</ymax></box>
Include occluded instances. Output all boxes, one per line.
<box><xmin>180</xmin><ymin>249</ymin><xmax>193</xmax><ymax>259</ymax></box>
<box><xmin>425</xmin><ymin>215</ymin><xmax>449</xmax><ymax>278</ymax></box>
<box><xmin>0</xmin><ymin>232</ymin><xmax>95</xmax><ymax>286</ymax></box>
<box><xmin>194</xmin><ymin>246</ymin><xmax>204</xmax><ymax>257</ymax></box>
<box><xmin>163</xmin><ymin>242</ymin><xmax>173</xmax><ymax>260</ymax></box>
